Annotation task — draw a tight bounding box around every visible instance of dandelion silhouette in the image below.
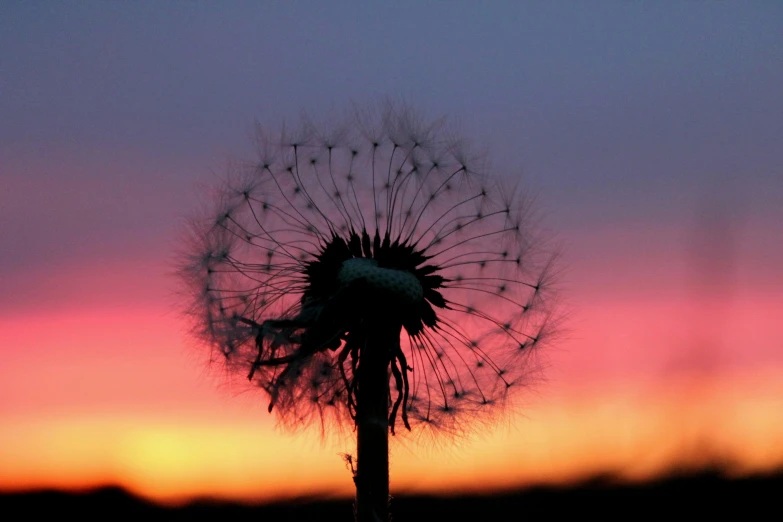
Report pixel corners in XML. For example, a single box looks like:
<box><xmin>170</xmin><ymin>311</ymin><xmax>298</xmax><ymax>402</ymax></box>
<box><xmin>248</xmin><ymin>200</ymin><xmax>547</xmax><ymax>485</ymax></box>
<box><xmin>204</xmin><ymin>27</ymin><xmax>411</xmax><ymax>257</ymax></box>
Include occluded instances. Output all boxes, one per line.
<box><xmin>179</xmin><ymin>104</ymin><xmax>559</xmax><ymax>521</ymax></box>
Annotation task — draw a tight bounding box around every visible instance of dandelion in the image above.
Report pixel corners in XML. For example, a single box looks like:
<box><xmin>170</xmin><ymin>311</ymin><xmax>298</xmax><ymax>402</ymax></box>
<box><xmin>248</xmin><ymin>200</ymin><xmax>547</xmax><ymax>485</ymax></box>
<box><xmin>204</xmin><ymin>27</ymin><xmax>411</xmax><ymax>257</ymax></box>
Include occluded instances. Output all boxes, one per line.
<box><xmin>179</xmin><ymin>103</ymin><xmax>560</xmax><ymax>521</ymax></box>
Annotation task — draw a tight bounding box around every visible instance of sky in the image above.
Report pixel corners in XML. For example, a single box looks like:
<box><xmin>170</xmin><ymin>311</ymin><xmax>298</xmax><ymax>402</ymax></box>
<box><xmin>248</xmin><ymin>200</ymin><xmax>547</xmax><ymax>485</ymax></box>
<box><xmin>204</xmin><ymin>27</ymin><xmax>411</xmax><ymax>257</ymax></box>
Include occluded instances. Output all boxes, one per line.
<box><xmin>1</xmin><ymin>1</ymin><xmax>782</xmax><ymax>504</ymax></box>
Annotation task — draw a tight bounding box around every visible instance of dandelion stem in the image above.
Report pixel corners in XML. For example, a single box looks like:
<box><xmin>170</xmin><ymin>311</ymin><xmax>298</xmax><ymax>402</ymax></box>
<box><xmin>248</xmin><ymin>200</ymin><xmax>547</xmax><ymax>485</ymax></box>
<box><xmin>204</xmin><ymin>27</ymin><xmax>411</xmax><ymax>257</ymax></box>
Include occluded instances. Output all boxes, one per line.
<box><xmin>354</xmin><ymin>320</ymin><xmax>397</xmax><ymax>522</ymax></box>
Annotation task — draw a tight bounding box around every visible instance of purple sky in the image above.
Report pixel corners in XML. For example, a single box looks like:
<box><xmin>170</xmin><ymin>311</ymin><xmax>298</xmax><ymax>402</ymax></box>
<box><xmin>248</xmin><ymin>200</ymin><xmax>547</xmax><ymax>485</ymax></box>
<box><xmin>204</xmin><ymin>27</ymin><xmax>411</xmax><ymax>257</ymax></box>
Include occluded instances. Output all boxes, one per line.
<box><xmin>2</xmin><ymin>1</ymin><xmax>781</xmax><ymax>375</ymax></box>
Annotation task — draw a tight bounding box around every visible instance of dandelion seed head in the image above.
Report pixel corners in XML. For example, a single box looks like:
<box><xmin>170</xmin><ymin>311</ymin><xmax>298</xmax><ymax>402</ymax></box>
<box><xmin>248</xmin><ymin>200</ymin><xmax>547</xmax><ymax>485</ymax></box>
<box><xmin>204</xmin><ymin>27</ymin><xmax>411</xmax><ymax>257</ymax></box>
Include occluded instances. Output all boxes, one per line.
<box><xmin>178</xmin><ymin>102</ymin><xmax>561</xmax><ymax>442</ymax></box>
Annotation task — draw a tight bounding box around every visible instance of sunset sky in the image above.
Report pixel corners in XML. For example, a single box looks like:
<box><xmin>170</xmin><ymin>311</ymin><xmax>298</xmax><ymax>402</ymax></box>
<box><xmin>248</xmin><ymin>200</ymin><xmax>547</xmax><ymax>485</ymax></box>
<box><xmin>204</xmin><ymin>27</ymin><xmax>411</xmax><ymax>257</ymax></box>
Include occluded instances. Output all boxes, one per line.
<box><xmin>1</xmin><ymin>2</ymin><xmax>782</xmax><ymax>504</ymax></box>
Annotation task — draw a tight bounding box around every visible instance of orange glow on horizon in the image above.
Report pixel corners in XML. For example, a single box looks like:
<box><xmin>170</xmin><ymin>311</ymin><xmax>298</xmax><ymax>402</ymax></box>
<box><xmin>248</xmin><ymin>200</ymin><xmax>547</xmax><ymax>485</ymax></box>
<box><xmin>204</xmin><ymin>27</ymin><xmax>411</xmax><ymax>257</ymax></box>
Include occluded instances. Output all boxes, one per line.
<box><xmin>1</xmin><ymin>293</ymin><xmax>781</xmax><ymax>504</ymax></box>
<box><xmin>2</xmin><ymin>372</ymin><xmax>782</xmax><ymax>505</ymax></box>
<box><xmin>1</xmin><ymin>371</ymin><xmax>781</xmax><ymax>504</ymax></box>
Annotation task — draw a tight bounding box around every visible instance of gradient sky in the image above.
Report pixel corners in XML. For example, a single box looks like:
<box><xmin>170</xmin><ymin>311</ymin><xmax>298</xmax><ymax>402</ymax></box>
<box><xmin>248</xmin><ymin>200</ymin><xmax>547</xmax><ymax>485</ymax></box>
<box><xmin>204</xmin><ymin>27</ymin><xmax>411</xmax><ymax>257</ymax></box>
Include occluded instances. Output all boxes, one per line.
<box><xmin>1</xmin><ymin>2</ymin><xmax>782</xmax><ymax>504</ymax></box>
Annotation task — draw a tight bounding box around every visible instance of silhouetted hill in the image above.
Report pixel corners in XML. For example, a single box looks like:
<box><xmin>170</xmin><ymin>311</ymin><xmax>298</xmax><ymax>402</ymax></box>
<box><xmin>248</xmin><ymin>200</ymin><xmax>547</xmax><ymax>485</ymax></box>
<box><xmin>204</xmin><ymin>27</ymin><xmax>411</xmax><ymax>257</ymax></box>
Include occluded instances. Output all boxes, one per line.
<box><xmin>2</xmin><ymin>469</ymin><xmax>780</xmax><ymax>520</ymax></box>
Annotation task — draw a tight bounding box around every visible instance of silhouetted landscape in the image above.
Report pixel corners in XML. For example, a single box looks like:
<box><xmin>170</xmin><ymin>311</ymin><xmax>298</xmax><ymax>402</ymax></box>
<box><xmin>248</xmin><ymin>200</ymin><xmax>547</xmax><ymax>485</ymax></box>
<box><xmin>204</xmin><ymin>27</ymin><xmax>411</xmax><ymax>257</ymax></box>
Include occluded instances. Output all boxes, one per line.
<box><xmin>3</xmin><ymin>468</ymin><xmax>779</xmax><ymax>520</ymax></box>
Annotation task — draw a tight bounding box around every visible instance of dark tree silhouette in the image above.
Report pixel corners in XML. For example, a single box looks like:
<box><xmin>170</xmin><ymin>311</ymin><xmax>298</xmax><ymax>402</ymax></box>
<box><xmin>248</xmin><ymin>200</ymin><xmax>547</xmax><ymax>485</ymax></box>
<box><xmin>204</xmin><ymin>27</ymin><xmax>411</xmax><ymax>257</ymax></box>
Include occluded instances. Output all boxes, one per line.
<box><xmin>179</xmin><ymin>103</ymin><xmax>561</xmax><ymax>521</ymax></box>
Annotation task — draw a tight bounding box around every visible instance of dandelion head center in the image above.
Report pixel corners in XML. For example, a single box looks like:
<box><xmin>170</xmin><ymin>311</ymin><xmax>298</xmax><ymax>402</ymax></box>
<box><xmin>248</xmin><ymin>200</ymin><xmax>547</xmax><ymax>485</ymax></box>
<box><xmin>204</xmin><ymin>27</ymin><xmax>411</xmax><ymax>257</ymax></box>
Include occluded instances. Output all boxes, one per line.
<box><xmin>301</xmin><ymin>229</ymin><xmax>446</xmax><ymax>339</ymax></box>
<box><xmin>338</xmin><ymin>258</ymin><xmax>424</xmax><ymax>304</ymax></box>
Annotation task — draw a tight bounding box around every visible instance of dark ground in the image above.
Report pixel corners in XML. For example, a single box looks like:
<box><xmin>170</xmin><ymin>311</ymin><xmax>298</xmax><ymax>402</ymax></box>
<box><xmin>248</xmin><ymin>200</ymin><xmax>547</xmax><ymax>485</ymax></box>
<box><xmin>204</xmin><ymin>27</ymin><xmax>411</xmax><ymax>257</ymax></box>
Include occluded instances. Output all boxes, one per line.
<box><xmin>2</xmin><ymin>468</ymin><xmax>781</xmax><ymax>520</ymax></box>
